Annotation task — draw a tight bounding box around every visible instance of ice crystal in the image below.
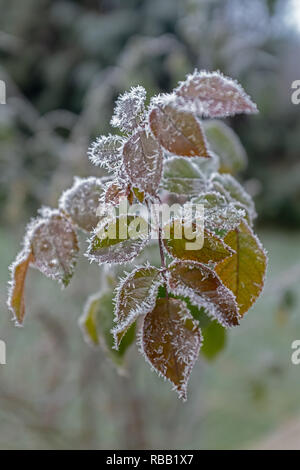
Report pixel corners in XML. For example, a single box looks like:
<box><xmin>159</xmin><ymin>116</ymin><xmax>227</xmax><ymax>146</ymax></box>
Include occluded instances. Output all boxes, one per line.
<box><xmin>111</xmin><ymin>86</ymin><xmax>147</xmax><ymax>134</ymax></box>
<box><xmin>88</xmin><ymin>134</ymin><xmax>124</xmax><ymax>172</ymax></box>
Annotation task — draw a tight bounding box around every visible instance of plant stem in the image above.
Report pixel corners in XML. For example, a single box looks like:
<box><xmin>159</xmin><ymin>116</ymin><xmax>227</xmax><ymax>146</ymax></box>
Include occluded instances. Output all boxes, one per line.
<box><xmin>146</xmin><ymin>197</ymin><xmax>168</xmax><ymax>297</ymax></box>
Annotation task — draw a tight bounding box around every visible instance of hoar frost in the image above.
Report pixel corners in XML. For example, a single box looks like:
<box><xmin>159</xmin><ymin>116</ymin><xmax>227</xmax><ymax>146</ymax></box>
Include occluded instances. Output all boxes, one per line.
<box><xmin>7</xmin><ymin>69</ymin><xmax>266</xmax><ymax>402</ymax></box>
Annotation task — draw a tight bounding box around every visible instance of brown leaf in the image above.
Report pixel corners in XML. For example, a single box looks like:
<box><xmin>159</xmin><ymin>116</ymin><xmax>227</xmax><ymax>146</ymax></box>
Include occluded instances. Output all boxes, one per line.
<box><xmin>141</xmin><ymin>297</ymin><xmax>202</xmax><ymax>401</ymax></box>
<box><xmin>175</xmin><ymin>71</ymin><xmax>258</xmax><ymax>118</ymax></box>
<box><xmin>215</xmin><ymin>221</ymin><xmax>267</xmax><ymax>315</ymax></box>
<box><xmin>149</xmin><ymin>102</ymin><xmax>210</xmax><ymax>157</ymax></box>
<box><xmin>167</xmin><ymin>260</ymin><xmax>240</xmax><ymax>327</ymax></box>
<box><xmin>104</xmin><ymin>181</ymin><xmax>131</xmax><ymax>206</ymax></box>
<box><xmin>122</xmin><ymin>129</ymin><xmax>163</xmax><ymax>196</ymax></box>
<box><xmin>8</xmin><ymin>249</ymin><xmax>34</xmax><ymax>325</ymax></box>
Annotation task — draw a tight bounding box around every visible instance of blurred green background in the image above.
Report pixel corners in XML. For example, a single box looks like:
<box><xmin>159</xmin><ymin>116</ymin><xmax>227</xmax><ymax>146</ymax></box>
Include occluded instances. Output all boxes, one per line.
<box><xmin>0</xmin><ymin>0</ymin><xmax>300</xmax><ymax>449</ymax></box>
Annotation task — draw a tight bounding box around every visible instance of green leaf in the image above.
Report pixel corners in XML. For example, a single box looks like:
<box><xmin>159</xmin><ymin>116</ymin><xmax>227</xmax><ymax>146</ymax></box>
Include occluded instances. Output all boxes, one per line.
<box><xmin>215</xmin><ymin>221</ymin><xmax>267</xmax><ymax>316</ymax></box>
<box><xmin>203</xmin><ymin>120</ymin><xmax>247</xmax><ymax>174</ymax></box>
<box><xmin>212</xmin><ymin>173</ymin><xmax>257</xmax><ymax>224</ymax></box>
<box><xmin>192</xmin><ymin>191</ymin><xmax>246</xmax><ymax>233</ymax></box>
<box><xmin>201</xmin><ymin>320</ymin><xmax>227</xmax><ymax>360</ymax></box>
<box><xmin>133</xmin><ymin>187</ymin><xmax>145</xmax><ymax>203</ymax></box>
<box><xmin>140</xmin><ymin>297</ymin><xmax>202</xmax><ymax>401</ymax></box>
<box><xmin>112</xmin><ymin>265</ymin><xmax>163</xmax><ymax>349</ymax></box>
<box><xmin>79</xmin><ymin>290</ymin><xmax>135</xmax><ymax>368</ymax></box>
<box><xmin>163</xmin><ymin>220</ymin><xmax>234</xmax><ymax>264</ymax></box>
<box><xmin>162</xmin><ymin>156</ymin><xmax>206</xmax><ymax>196</ymax></box>
<box><xmin>87</xmin><ymin>214</ymin><xmax>149</xmax><ymax>264</ymax></box>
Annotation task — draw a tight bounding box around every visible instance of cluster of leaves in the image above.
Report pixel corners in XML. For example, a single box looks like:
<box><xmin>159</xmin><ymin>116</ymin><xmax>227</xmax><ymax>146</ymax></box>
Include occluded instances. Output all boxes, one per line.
<box><xmin>8</xmin><ymin>70</ymin><xmax>267</xmax><ymax>401</ymax></box>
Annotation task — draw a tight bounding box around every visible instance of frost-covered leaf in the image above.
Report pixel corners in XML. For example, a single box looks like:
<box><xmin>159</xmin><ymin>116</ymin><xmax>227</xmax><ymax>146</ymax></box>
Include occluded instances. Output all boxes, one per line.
<box><xmin>31</xmin><ymin>209</ymin><xmax>79</xmax><ymax>287</ymax></box>
<box><xmin>59</xmin><ymin>177</ymin><xmax>104</xmax><ymax>232</ymax></box>
<box><xmin>192</xmin><ymin>152</ymin><xmax>220</xmax><ymax>176</ymax></box>
<box><xmin>7</xmin><ymin>248</ymin><xmax>34</xmax><ymax>326</ymax></box>
<box><xmin>112</xmin><ymin>265</ymin><xmax>163</xmax><ymax>349</ymax></box>
<box><xmin>212</xmin><ymin>173</ymin><xmax>257</xmax><ymax>223</ymax></box>
<box><xmin>140</xmin><ymin>297</ymin><xmax>202</xmax><ymax>401</ymax></box>
<box><xmin>87</xmin><ymin>214</ymin><xmax>149</xmax><ymax>265</ymax></box>
<box><xmin>162</xmin><ymin>156</ymin><xmax>207</xmax><ymax>196</ymax></box>
<box><xmin>215</xmin><ymin>221</ymin><xmax>267</xmax><ymax>316</ymax></box>
<box><xmin>175</xmin><ymin>70</ymin><xmax>258</xmax><ymax>118</ymax></box>
<box><xmin>111</xmin><ymin>86</ymin><xmax>146</xmax><ymax>134</ymax></box>
<box><xmin>122</xmin><ymin>129</ymin><xmax>163</xmax><ymax>196</ymax></box>
<box><xmin>88</xmin><ymin>134</ymin><xmax>124</xmax><ymax>172</ymax></box>
<box><xmin>149</xmin><ymin>96</ymin><xmax>210</xmax><ymax>157</ymax></box>
<box><xmin>104</xmin><ymin>181</ymin><xmax>133</xmax><ymax>206</ymax></box>
<box><xmin>79</xmin><ymin>290</ymin><xmax>135</xmax><ymax>368</ymax></box>
<box><xmin>201</xmin><ymin>320</ymin><xmax>227</xmax><ymax>361</ymax></box>
<box><xmin>203</xmin><ymin>120</ymin><xmax>247</xmax><ymax>174</ymax></box>
<box><xmin>192</xmin><ymin>191</ymin><xmax>246</xmax><ymax>233</ymax></box>
<box><xmin>156</xmin><ymin>287</ymin><xmax>227</xmax><ymax>360</ymax></box>
<box><xmin>167</xmin><ymin>260</ymin><xmax>240</xmax><ymax>327</ymax></box>
<box><xmin>163</xmin><ymin>220</ymin><xmax>234</xmax><ymax>264</ymax></box>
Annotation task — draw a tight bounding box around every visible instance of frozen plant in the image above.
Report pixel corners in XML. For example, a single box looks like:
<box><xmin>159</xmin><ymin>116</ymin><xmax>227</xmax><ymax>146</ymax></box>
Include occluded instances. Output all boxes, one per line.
<box><xmin>8</xmin><ymin>70</ymin><xmax>267</xmax><ymax>401</ymax></box>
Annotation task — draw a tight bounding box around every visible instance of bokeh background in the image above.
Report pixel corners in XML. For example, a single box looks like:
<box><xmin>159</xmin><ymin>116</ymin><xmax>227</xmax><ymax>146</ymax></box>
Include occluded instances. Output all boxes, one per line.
<box><xmin>0</xmin><ymin>0</ymin><xmax>300</xmax><ymax>449</ymax></box>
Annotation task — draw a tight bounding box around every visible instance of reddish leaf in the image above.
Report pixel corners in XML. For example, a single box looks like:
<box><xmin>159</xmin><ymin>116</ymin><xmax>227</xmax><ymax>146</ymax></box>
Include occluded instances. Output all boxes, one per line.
<box><xmin>140</xmin><ymin>297</ymin><xmax>202</xmax><ymax>401</ymax></box>
<box><xmin>175</xmin><ymin>70</ymin><xmax>258</xmax><ymax>118</ymax></box>
<box><xmin>167</xmin><ymin>260</ymin><xmax>240</xmax><ymax>327</ymax></box>
<box><xmin>104</xmin><ymin>181</ymin><xmax>133</xmax><ymax>206</ymax></box>
<box><xmin>149</xmin><ymin>100</ymin><xmax>210</xmax><ymax>157</ymax></box>
<box><xmin>122</xmin><ymin>129</ymin><xmax>163</xmax><ymax>196</ymax></box>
